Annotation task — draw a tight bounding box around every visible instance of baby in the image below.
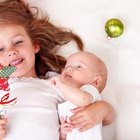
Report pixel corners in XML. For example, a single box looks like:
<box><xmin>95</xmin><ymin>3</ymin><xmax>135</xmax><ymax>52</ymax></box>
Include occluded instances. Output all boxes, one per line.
<box><xmin>51</xmin><ymin>51</ymin><xmax>108</xmax><ymax>140</ymax></box>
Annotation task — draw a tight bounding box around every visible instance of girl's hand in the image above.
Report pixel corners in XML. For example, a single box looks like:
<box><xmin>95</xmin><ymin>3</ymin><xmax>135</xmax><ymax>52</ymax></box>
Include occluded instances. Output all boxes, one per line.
<box><xmin>60</xmin><ymin>116</ymin><xmax>73</xmax><ymax>140</ymax></box>
<box><xmin>0</xmin><ymin>117</ymin><xmax>7</xmax><ymax>140</ymax></box>
<box><xmin>69</xmin><ymin>101</ymin><xmax>115</xmax><ymax>132</ymax></box>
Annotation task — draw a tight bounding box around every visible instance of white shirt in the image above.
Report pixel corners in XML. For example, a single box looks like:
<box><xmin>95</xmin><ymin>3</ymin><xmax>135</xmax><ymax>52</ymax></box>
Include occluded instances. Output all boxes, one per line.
<box><xmin>0</xmin><ymin>78</ymin><xmax>64</xmax><ymax>140</ymax></box>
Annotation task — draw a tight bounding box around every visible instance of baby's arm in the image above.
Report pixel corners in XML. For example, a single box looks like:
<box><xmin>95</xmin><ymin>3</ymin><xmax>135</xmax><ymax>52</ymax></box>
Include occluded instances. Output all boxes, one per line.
<box><xmin>51</xmin><ymin>76</ymin><xmax>93</xmax><ymax>107</ymax></box>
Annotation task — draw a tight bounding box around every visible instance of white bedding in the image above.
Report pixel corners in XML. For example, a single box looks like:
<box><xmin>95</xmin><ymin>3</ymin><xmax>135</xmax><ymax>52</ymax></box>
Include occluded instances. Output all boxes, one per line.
<box><xmin>28</xmin><ymin>0</ymin><xmax>140</xmax><ymax>139</ymax></box>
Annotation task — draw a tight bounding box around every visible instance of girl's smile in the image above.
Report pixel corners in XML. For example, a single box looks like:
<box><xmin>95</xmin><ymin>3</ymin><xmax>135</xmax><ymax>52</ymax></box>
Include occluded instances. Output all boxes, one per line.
<box><xmin>0</xmin><ymin>25</ymin><xmax>40</xmax><ymax>78</ymax></box>
<box><xmin>9</xmin><ymin>58</ymin><xmax>24</xmax><ymax>66</ymax></box>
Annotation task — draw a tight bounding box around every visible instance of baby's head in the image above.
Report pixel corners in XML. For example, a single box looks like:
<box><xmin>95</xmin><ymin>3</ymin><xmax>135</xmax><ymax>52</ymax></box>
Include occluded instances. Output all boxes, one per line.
<box><xmin>62</xmin><ymin>51</ymin><xmax>108</xmax><ymax>93</ymax></box>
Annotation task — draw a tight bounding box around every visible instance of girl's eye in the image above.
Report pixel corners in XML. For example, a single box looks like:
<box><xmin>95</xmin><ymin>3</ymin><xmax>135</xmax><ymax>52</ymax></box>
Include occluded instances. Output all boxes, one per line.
<box><xmin>0</xmin><ymin>48</ymin><xmax>4</xmax><ymax>52</ymax></box>
<box><xmin>14</xmin><ymin>40</ymin><xmax>23</xmax><ymax>46</ymax></box>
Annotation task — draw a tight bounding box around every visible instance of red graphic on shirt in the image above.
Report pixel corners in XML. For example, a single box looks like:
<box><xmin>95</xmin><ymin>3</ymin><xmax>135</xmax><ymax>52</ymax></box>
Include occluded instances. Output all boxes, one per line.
<box><xmin>0</xmin><ymin>78</ymin><xmax>9</xmax><ymax>91</ymax></box>
<box><xmin>0</xmin><ymin>93</ymin><xmax>17</xmax><ymax>105</ymax></box>
<box><xmin>0</xmin><ymin>64</ymin><xmax>17</xmax><ymax>105</ymax></box>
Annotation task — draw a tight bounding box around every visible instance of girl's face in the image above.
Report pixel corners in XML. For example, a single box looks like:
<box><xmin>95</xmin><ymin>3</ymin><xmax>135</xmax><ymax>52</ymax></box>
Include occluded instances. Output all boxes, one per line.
<box><xmin>0</xmin><ymin>25</ymin><xmax>40</xmax><ymax>78</ymax></box>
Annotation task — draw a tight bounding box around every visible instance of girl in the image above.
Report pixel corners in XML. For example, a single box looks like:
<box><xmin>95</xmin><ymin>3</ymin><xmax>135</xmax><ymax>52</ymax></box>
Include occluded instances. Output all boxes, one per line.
<box><xmin>0</xmin><ymin>0</ymin><xmax>114</xmax><ymax>140</ymax></box>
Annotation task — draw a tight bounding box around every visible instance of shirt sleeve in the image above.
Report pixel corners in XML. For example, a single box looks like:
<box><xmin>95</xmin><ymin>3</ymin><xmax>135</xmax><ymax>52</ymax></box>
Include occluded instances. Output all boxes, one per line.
<box><xmin>80</xmin><ymin>84</ymin><xmax>101</xmax><ymax>102</ymax></box>
<box><xmin>45</xmin><ymin>71</ymin><xmax>59</xmax><ymax>78</ymax></box>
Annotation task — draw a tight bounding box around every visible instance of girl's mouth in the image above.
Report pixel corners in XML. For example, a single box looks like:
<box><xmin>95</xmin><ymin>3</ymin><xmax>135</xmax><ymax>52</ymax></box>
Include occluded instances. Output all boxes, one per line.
<box><xmin>9</xmin><ymin>58</ymin><xmax>23</xmax><ymax>66</ymax></box>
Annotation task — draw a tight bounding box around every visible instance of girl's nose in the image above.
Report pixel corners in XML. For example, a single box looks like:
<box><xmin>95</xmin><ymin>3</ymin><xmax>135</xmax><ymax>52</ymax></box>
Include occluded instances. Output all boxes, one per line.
<box><xmin>8</xmin><ymin>50</ymin><xmax>17</xmax><ymax>57</ymax></box>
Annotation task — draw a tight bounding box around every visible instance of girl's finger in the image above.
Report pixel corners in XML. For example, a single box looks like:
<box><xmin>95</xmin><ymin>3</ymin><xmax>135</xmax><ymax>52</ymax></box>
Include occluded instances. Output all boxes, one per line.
<box><xmin>0</xmin><ymin>119</ymin><xmax>7</xmax><ymax>125</ymax></box>
<box><xmin>70</xmin><ymin>107</ymin><xmax>84</xmax><ymax>113</ymax></box>
<box><xmin>69</xmin><ymin>111</ymin><xmax>83</xmax><ymax>121</ymax></box>
<box><xmin>0</xmin><ymin>129</ymin><xmax>6</xmax><ymax>136</ymax></box>
<box><xmin>79</xmin><ymin>123</ymin><xmax>93</xmax><ymax>132</ymax></box>
<box><xmin>72</xmin><ymin>120</ymin><xmax>88</xmax><ymax>129</ymax></box>
<box><xmin>0</xmin><ymin>125</ymin><xmax>6</xmax><ymax>130</ymax></box>
<box><xmin>69</xmin><ymin>113</ymin><xmax>85</xmax><ymax>125</ymax></box>
<box><xmin>71</xmin><ymin>117</ymin><xmax>84</xmax><ymax>126</ymax></box>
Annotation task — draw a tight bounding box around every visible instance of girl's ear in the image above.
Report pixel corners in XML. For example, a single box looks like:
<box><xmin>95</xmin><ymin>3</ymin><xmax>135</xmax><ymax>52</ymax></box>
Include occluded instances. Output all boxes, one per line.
<box><xmin>91</xmin><ymin>75</ymin><xmax>102</xmax><ymax>88</ymax></box>
<box><xmin>34</xmin><ymin>43</ymin><xmax>40</xmax><ymax>53</ymax></box>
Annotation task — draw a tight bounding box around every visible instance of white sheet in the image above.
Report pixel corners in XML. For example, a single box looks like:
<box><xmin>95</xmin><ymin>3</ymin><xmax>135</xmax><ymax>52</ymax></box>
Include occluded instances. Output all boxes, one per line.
<box><xmin>27</xmin><ymin>0</ymin><xmax>140</xmax><ymax>140</ymax></box>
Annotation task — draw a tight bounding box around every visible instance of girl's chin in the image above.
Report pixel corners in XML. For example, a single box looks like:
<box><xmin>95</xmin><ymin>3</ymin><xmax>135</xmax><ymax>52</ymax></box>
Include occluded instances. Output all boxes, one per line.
<box><xmin>10</xmin><ymin>71</ymin><xmax>23</xmax><ymax>78</ymax></box>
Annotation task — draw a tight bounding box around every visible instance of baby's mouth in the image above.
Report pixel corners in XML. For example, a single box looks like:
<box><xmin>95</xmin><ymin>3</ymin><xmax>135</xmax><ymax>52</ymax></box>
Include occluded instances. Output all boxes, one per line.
<box><xmin>64</xmin><ymin>74</ymin><xmax>72</xmax><ymax>79</ymax></box>
<box><xmin>9</xmin><ymin>58</ymin><xmax>23</xmax><ymax>66</ymax></box>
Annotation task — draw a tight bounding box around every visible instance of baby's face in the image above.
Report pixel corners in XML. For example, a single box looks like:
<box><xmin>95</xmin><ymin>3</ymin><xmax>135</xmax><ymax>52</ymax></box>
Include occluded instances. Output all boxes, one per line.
<box><xmin>61</xmin><ymin>52</ymin><xmax>99</xmax><ymax>87</ymax></box>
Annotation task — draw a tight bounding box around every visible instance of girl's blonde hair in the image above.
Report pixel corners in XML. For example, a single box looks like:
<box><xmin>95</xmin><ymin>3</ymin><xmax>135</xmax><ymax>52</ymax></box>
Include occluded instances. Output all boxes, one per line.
<box><xmin>0</xmin><ymin>0</ymin><xmax>83</xmax><ymax>76</ymax></box>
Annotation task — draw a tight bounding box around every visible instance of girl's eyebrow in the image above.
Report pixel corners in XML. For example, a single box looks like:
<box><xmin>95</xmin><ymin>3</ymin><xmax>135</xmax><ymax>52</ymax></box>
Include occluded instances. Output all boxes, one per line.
<box><xmin>13</xmin><ymin>34</ymin><xmax>23</xmax><ymax>38</ymax></box>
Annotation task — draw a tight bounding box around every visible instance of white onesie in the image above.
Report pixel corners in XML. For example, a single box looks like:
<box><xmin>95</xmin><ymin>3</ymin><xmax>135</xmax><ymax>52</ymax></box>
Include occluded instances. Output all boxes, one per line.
<box><xmin>58</xmin><ymin>84</ymin><xmax>102</xmax><ymax>140</ymax></box>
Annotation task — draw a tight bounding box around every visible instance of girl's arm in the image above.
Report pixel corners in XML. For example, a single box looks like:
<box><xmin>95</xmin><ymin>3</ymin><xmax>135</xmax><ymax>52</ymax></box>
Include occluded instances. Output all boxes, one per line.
<box><xmin>51</xmin><ymin>76</ymin><xmax>93</xmax><ymax>107</ymax></box>
<box><xmin>69</xmin><ymin>101</ymin><xmax>115</xmax><ymax>131</ymax></box>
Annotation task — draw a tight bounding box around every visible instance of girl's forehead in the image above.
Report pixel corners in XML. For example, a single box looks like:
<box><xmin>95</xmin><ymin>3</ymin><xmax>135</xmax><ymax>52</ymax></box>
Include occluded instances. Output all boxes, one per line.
<box><xmin>0</xmin><ymin>24</ymin><xmax>27</xmax><ymax>37</ymax></box>
<box><xmin>0</xmin><ymin>24</ymin><xmax>25</xmax><ymax>32</ymax></box>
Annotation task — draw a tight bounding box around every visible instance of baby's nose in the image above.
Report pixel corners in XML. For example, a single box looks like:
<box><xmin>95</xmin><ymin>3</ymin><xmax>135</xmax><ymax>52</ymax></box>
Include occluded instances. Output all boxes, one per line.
<box><xmin>67</xmin><ymin>67</ymin><xmax>73</xmax><ymax>72</ymax></box>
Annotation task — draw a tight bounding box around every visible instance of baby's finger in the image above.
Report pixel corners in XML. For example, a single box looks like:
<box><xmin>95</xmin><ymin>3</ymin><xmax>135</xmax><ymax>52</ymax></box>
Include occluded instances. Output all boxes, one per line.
<box><xmin>51</xmin><ymin>79</ymin><xmax>56</xmax><ymax>85</ymax></box>
<box><xmin>60</xmin><ymin>116</ymin><xmax>65</xmax><ymax>124</ymax></box>
<box><xmin>64</xmin><ymin>127</ymin><xmax>73</xmax><ymax>133</ymax></box>
<box><xmin>61</xmin><ymin>122</ymin><xmax>71</xmax><ymax>128</ymax></box>
<box><xmin>65</xmin><ymin>116</ymin><xmax>69</xmax><ymax>123</ymax></box>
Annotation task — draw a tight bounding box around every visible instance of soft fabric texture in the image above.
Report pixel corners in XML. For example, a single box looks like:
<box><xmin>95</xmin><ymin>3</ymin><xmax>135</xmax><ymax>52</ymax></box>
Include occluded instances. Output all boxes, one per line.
<box><xmin>1</xmin><ymin>78</ymin><xmax>64</xmax><ymax>140</ymax></box>
<box><xmin>27</xmin><ymin>0</ymin><xmax>140</xmax><ymax>139</ymax></box>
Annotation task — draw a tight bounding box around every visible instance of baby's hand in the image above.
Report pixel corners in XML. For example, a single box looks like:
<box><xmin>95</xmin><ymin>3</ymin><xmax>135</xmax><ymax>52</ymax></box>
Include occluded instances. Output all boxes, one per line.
<box><xmin>51</xmin><ymin>76</ymin><xmax>62</xmax><ymax>87</ymax></box>
<box><xmin>60</xmin><ymin>116</ymin><xmax>73</xmax><ymax>139</ymax></box>
<box><xmin>0</xmin><ymin>117</ymin><xmax>7</xmax><ymax>140</ymax></box>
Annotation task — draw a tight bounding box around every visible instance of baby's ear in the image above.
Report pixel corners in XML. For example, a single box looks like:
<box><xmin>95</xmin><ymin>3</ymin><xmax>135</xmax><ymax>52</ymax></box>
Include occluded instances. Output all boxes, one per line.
<box><xmin>91</xmin><ymin>75</ymin><xmax>102</xmax><ymax>88</ymax></box>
